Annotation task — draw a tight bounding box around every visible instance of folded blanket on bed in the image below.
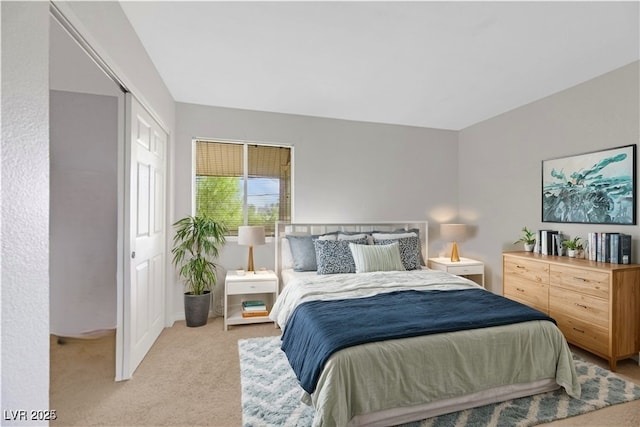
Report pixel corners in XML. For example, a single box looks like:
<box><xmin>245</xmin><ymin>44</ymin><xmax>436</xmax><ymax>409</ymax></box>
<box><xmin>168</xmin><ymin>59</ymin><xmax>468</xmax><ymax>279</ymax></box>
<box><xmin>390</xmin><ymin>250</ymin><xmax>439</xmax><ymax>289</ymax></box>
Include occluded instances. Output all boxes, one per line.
<box><xmin>281</xmin><ymin>288</ymin><xmax>555</xmax><ymax>394</ymax></box>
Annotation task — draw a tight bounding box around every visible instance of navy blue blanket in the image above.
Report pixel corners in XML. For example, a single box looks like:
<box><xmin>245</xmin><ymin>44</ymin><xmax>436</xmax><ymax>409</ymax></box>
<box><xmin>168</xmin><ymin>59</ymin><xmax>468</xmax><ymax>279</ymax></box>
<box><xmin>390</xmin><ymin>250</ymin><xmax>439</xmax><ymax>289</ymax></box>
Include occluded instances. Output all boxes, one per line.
<box><xmin>281</xmin><ymin>289</ymin><xmax>555</xmax><ymax>394</ymax></box>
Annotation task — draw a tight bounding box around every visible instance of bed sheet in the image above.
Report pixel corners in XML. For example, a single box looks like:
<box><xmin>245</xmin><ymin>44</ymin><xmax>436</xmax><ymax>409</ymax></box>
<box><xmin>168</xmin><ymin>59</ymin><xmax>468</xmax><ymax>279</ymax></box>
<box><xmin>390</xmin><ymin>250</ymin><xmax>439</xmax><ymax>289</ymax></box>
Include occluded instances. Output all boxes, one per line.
<box><xmin>310</xmin><ymin>320</ymin><xmax>579</xmax><ymax>426</ymax></box>
<box><xmin>270</xmin><ymin>269</ymin><xmax>580</xmax><ymax>427</ymax></box>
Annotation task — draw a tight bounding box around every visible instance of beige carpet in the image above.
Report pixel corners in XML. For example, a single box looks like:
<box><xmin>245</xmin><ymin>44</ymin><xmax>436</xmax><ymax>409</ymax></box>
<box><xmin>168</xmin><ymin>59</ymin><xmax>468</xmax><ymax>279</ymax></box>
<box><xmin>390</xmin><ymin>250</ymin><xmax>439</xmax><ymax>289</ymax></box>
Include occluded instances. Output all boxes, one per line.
<box><xmin>50</xmin><ymin>317</ymin><xmax>640</xmax><ymax>426</ymax></box>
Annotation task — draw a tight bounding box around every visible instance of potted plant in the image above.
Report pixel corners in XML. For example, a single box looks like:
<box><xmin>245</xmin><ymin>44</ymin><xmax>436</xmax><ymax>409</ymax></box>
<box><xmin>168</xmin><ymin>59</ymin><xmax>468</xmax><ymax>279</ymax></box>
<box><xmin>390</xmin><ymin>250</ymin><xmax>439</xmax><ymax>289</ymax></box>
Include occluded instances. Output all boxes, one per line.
<box><xmin>562</xmin><ymin>237</ymin><xmax>583</xmax><ymax>258</ymax></box>
<box><xmin>171</xmin><ymin>215</ymin><xmax>227</xmax><ymax>327</ymax></box>
<box><xmin>514</xmin><ymin>226</ymin><xmax>536</xmax><ymax>252</ymax></box>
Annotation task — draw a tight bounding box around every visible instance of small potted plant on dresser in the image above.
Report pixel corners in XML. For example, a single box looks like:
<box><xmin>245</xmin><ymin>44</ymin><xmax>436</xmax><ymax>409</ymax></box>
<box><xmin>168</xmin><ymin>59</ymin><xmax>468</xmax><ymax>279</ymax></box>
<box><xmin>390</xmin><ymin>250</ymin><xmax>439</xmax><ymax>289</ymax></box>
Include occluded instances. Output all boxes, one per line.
<box><xmin>563</xmin><ymin>237</ymin><xmax>583</xmax><ymax>258</ymax></box>
<box><xmin>171</xmin><ymin>215</ymin><xmax>227</xmax><ymax>327</ymax></box>
<box><xmin>514</xmin><ymin>226</ymin><xmax>536</xmax><ymax>252</ymax></box>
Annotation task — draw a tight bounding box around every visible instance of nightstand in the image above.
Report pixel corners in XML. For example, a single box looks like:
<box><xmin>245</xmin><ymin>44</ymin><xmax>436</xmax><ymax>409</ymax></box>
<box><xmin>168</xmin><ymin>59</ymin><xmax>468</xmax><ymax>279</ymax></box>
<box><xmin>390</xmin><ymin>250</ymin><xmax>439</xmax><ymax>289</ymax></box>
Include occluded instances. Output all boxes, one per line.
<box><xmin>428</xmin><ymin>257</ymin><xmax>485</xmax><ymax>287</ymax></box>
<box><xmin>224</xmin><ymin>270</ymin><xmax>278</xmax><ymax>330</ymax></box>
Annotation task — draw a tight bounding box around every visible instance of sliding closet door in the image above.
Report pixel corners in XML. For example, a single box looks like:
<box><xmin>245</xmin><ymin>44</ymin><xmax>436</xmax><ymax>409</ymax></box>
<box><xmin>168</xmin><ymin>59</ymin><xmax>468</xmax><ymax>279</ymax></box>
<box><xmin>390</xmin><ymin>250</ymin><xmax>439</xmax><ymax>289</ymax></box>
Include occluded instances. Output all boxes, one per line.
<box><xmin>117</xmin><ymin>93</ymin><xmax>167</xmax><ymax>380</ymax></box>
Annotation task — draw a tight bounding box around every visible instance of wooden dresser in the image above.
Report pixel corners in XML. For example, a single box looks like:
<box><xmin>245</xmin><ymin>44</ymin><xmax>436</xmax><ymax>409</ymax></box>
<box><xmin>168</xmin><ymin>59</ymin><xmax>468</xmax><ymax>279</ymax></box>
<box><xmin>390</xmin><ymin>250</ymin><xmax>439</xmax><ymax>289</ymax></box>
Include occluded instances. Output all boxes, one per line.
<box><xmin>503</xmin><ymin>251</ymin><xmax>640</xmax><ymax>371</ymax></box>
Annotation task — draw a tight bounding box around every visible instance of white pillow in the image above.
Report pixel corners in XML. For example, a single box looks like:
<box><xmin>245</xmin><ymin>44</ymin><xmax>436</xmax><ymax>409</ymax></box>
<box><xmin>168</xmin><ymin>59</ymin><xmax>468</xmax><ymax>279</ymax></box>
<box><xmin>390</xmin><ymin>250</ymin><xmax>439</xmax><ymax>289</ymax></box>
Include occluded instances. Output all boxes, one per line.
<box><xmin>280</xmin><ymin>237</ymin><xmax>294</xmax><ymax>270</ymax></box>
<box><xmin>371</xmin><ymin>232</ymin><xmax>417</xmax><ymax>240</ymax></box>
<box><xmin>317</xmin><ymin>234</ymin><xmax>337</xmax><ymax>241</ymax></box>
<box><xmin>349</xmin><ymin>242</ymin><xmax>405</xmax><ymax>273</ymax></box>
<box><xmin>338</xmin><ymin>233</ymin><xmax>370</xmax><ymax>241</ymax></box>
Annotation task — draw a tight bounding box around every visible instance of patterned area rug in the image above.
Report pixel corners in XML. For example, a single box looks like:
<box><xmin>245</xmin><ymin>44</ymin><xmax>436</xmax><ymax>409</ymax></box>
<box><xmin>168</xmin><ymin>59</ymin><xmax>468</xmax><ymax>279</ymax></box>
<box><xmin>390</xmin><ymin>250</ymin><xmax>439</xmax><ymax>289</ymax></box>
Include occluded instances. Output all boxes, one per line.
<box><xmin>239</xmin><ymin>336</ymin><xmax>640</xmax><ymax>427</ymax></box>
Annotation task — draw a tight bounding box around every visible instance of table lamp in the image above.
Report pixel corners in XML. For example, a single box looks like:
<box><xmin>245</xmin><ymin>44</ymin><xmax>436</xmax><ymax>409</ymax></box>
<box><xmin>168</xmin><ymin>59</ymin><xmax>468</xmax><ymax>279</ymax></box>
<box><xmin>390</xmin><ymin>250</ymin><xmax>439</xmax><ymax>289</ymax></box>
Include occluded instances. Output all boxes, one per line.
<box><xmin>440</xmin><ymin>223</ymin><xmax>467</xmax><ymax>262</ymax></box>
<box><xmin>238</xmin><ymin>226</ymin><xmax>265</xmax><ymax>272</ymax></box>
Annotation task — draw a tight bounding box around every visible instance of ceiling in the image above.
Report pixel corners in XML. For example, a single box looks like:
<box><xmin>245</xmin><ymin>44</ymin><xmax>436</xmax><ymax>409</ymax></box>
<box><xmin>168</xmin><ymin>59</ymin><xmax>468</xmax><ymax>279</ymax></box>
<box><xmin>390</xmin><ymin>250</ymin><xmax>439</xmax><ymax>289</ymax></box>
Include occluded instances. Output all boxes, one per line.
<box><xmin>119</xmin><ymin>1</ymin><xmax>639</xmax><ymax>131</ymax></box>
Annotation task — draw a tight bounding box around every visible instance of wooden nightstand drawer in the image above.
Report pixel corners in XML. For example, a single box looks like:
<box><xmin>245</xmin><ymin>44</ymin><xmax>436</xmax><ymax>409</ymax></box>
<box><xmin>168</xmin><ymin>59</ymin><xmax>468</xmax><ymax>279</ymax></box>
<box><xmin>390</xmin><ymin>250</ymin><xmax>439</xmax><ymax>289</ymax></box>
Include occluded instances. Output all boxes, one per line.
<box><xmin>447</xmin><ymin>264</ymin><xmax>484</xmax><ymax>276</ymax></box>
<box><xmin>550</xmin><ymin>265</ymin><xmax>609</xmax><ymax>299</ymax></box>
<box><xmin>227</xmin><ymin>280</ymin><xmax>277</xmax><ymax>295</ymax></box>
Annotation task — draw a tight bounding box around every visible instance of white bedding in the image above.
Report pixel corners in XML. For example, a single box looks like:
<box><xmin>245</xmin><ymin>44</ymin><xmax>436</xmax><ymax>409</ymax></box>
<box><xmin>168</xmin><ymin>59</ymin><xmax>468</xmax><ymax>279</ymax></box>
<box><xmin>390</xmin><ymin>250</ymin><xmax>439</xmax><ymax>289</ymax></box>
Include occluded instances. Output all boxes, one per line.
<box><xmin>270</xmin><ymin>269</ymin><xmax>482</xmax><ymax>329</ymax></box>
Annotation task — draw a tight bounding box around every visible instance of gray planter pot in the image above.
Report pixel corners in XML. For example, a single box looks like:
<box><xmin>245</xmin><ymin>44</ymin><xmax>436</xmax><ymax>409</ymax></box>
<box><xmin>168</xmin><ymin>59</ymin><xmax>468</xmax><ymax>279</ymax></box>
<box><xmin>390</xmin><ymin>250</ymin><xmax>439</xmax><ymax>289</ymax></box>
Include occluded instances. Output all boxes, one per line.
<box><xmin>184</xmin><ymin>291</ymin><xmax>211</xmax><ymax>327</ymax></box>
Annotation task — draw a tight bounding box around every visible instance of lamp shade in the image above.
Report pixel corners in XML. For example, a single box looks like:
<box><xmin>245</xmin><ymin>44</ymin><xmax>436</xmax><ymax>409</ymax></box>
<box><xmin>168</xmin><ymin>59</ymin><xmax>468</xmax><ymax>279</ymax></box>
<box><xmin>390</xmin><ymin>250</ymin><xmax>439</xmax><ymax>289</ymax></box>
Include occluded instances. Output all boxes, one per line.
<box><xmin>440</xmin><ymin>223</ymin><xmax>467</xmax><ymax>242</ymax></box>
<box><xmin>237</xmin><ymin>226</ymin><xmax>265</xmax><ymax>246</ymax></box>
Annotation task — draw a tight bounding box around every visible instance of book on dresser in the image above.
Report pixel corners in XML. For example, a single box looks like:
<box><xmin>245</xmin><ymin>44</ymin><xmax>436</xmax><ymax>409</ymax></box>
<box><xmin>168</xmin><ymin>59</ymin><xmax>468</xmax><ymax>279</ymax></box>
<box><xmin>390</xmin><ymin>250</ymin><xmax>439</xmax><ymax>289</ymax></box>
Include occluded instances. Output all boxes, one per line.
<box><xmin>587</xmin><ymin>232</ymin><xmax>632</xmax><ymax>264</ymax></box>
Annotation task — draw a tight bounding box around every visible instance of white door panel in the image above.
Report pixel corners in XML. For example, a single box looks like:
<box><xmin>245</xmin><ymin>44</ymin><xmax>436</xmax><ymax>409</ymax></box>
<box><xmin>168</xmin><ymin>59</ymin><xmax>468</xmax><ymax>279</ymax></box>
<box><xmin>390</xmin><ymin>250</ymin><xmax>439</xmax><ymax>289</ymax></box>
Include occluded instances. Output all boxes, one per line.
<box><xmin>117</xmin><ymin>94</ymin><xmax>167</xmax><ymax>380</ymax></box>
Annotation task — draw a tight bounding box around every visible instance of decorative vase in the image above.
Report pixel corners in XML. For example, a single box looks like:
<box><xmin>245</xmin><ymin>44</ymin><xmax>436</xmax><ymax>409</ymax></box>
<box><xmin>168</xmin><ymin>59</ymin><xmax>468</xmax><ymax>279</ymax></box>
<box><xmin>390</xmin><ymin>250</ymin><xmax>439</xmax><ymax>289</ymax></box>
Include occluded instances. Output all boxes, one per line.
<box><xmin>184</xmin><ymin>291</ymin><xmax>211</xmax><ymax>327</ymax></box>
<box><xmin>567</xmin><ymin>249</ymin><xmax>576</xmax><ymax>258</ymax></box>
<box><xmin>524</xmin><ymin>243</ymin><xmax>535</xmax><ymax>252</ymax></box>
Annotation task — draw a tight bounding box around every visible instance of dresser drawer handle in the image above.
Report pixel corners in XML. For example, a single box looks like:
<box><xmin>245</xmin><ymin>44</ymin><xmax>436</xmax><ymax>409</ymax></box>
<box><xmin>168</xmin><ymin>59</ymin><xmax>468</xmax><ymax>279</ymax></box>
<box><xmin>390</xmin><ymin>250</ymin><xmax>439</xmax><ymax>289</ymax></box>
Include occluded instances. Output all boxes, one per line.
<box><xmin>574</xmin><ymin>303</ymin><xmax>588</xmax><ymax>309</ymax></box>
<box><xmin>516</xmin><ymin>287</ymin><xmax>525</xmax><ymax>293</ymax></box>
<box><xmin>516</xmin><ymin>265</ymin><xmax>526</xmax><ymax>269</ymax></box>
<box><xmin>574</xmin><ymin>277</ymin><xmax>588</xmax><ymax>282</ymax></box>
<box><xmin>572</xmin><ymin>327</ymin><xmax>585</xmax><ymax>334</ymax></box>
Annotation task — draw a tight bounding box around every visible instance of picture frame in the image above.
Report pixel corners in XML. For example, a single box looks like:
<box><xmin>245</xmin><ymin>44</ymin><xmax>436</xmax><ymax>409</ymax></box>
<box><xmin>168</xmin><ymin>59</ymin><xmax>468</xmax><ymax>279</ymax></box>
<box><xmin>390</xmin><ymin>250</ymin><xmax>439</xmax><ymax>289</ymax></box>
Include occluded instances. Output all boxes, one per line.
<box><xmin>542</xmin><ymin>144</ymin><xmax>636</xmax><ymax>225</ymax></box>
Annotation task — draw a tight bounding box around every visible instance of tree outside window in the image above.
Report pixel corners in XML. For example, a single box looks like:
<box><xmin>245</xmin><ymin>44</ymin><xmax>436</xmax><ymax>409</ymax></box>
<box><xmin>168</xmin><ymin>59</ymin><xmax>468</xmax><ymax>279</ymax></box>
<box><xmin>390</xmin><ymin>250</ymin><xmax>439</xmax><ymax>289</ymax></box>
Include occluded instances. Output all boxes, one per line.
<box><xmin>195</xmin><ymin>141</ymin><xmax>291</xmax><ymax>236</ymax></box>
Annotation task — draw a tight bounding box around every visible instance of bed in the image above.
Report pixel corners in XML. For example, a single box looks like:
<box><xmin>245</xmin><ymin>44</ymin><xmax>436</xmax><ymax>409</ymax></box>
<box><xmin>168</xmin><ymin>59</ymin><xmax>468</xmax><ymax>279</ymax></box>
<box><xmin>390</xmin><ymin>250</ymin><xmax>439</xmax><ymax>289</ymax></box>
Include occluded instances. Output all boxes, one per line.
<box><xmin>269</xmin><ymin>221</ymin><xmax>580</xmax><ymax>427</ymax></box>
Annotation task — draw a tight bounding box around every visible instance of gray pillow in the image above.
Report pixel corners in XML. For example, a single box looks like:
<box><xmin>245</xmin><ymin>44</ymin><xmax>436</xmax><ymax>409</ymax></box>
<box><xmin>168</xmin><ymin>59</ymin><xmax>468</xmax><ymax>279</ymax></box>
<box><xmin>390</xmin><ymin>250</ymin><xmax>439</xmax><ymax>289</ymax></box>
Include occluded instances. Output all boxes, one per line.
<box><xmin>287</xmin><ymin>235</ymin><xmax>317</xmax><ymax>271</ymax></box>
<box><xmin>286</xmin><ymin>232</ymin><xmax>341</xmax><ymax>271</ymax></box>
<box><xmin>314</xmin><ymin>237</ymin><xmax>368</xmax><ymax>274</ymax></box>
<box><xmin>374</xmin><ymin>235</ymin><xmax>421</xmax><ymax>270</ymax></box>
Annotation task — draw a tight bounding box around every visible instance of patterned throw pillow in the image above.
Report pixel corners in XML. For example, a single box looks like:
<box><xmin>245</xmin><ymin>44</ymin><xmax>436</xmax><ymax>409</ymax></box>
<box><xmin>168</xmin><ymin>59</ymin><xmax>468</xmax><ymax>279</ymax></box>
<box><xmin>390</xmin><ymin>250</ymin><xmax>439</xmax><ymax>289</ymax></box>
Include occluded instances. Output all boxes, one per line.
<box><xmin>374</xmin><ymin>235</ymin><xmax>421</xmax><ymax>270</ymax></box>
<box><xmin>286</xmin><ymin>232</ymin><xmax>340</xmax><ymax>271</ymax></box>
<box><xmin>314</xmin><ymin>237</ymin><xmax>368</xmax><ymax>274</ymax></box>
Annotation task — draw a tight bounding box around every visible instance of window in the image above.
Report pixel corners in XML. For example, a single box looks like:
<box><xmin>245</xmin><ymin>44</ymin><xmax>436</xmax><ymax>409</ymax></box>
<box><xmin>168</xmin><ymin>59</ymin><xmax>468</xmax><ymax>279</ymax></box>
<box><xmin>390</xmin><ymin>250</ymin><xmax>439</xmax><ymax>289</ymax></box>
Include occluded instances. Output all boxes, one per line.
<box><xmin>195</xmin><ymin>140</ymin><xmax>291</xmax><ymax>236</ymax></box>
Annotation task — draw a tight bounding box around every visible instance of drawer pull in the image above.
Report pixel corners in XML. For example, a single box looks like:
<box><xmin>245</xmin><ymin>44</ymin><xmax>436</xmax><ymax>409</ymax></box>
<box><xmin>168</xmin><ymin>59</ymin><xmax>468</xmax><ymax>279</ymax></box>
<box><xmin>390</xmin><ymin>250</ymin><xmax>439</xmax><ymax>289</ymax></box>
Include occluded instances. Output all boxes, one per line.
<box><xmin>516</xmin><ymin>287</ymin><xmax>525</xmax><ymax>293</ymax></box>
<box><xmin>574</xmin><ymin>303</ymin><xmax>588</xmax><ymax>309</ymax></box>
<box><xmin>574</xmin><ymin>277</ymin><xmax>588</xmax><ymax>282</ymax></box>
<box><xmin>572</xmin><ymin>327</ymin><xmax>585</xmax><ymax>334</ymax></box>
<box><xmin>516</xmin><ymin>265</ymin><xmax>526</xmax><ymax>269</ymax></box>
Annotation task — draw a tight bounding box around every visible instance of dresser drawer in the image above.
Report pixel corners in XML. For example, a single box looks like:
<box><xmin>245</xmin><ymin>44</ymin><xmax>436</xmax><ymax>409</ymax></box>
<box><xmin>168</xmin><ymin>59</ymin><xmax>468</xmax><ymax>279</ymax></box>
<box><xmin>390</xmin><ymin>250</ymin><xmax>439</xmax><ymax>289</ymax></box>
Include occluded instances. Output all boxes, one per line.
<box><xmin>550</xmin><ymin>265</ymin><xmax>609</xmax><ymax>299</ymax></box>
<box><xmin>552</xmin><ymin>311</ymin><xmax>609</xmax><ymax>356</ymax></box>
<box><xmin>447</xmin><ymin>264</ymin><xmax>484</xmax><ymax>276</ymax></box>
<box><xmin>504</xmin><ymin>258</ymin><xmax>549</xmax><ymax>284</ymax></box>
<box><xmin>227</xmin><ymin>280</ymin><xmax>277</xmax><ymax>295</ymax></box>
<box><xmin>504</xmin><ymin>276</ymin><xmax>549</xmax><ymax>314</ymax></box>
<box><xmin>549</xmin><ymin>287</ymin><xmax>608</xmax><ymax>329</ymax></box>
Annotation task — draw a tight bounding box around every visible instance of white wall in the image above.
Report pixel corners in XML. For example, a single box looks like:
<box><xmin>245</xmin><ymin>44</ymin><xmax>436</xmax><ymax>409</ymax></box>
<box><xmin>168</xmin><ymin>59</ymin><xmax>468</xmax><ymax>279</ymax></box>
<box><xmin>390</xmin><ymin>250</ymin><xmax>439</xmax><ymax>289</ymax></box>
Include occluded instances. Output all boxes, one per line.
<box><xmin>52</xmin><ymin>1</ymin><xmax>174</xmax><ymax>130</ymax></box>
<box><xmin>174</xmin><ymin>102</ymin><xmax>460</xmax><ymax>319</ymax></box>
<box><xmin>49</xmin><ymin>15</ymin><xmax>122</xmax><ymax>98</ymax></box>
<box><xmin>1</xmin><ymin>2</ymin><xmax>51</xmax><ymax>424</ymax></box>
<box><xmin>50</xmin><ymin>90</ymin><xmax>119</xmax><ymax>337</ymax></box>
<box><xmin>2</xmin><ymin>1</ymin><xmax>175</xmax><ymax>418</ymax></box>
<box><xmin>459</xmin><ymin>61</ymin><xmax>640</xmax><ymax>292</ymax></box>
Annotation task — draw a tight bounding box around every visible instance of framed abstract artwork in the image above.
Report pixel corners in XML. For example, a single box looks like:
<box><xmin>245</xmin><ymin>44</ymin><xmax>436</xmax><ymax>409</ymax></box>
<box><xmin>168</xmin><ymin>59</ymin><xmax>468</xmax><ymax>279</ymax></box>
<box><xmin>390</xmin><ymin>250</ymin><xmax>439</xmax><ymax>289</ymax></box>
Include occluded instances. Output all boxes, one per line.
<box><xmin>542</xmin><ymin>144</ymin><xmax>636</xmax><ymax>225</ymax></box>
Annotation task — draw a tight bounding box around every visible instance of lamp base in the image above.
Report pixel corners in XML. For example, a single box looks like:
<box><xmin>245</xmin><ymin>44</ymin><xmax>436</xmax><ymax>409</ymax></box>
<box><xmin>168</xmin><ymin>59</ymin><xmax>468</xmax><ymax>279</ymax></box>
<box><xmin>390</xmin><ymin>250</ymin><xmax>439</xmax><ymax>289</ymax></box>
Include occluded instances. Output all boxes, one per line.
<box><xmin>450</xmin><ymin>242</ymin><xmax>460</xmax><ymax>262</ymax></box>
<box><xmin>246</xmin><ymin>245</ymin><xmax>255</xmax><ymax>272</ymax></box>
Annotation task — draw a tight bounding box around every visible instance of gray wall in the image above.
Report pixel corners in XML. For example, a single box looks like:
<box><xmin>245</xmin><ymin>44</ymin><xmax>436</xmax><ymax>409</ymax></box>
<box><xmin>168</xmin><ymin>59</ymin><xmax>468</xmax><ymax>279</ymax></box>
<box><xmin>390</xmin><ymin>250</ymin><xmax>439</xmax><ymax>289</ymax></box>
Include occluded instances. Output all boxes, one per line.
<box><xmin>174</xmin><ymin>103</ymin><xmax>460</xmax><ymax>319</ymax></box>
<box><xmin>459</xmin><ymin>61</ymin><xmax>640</xmax><ymax>292</ymax></box>
<box><xmin>50</xmin><ymin>90</ymin><xmax>118</xmax><ymax>337</ymax></box>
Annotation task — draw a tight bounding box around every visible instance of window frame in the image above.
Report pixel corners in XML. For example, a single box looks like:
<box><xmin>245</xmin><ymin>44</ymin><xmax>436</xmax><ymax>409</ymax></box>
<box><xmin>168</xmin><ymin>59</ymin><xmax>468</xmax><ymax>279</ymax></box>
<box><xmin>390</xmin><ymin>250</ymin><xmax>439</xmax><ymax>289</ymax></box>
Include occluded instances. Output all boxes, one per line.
<box><xmin>191</xmin><ymin>138</ymin><xmax>294</xmax><ymax>239</ymax></box>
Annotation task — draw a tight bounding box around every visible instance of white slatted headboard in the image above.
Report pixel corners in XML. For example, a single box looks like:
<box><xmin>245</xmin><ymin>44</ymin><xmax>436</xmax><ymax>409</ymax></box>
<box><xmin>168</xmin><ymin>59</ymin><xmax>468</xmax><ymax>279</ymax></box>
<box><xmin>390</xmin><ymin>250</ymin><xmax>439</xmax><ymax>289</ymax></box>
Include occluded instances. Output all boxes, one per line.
<box><xmin>275</xmin><ymin>221</ymin><xmax>429</xmax><ymax>277</ymax></box>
